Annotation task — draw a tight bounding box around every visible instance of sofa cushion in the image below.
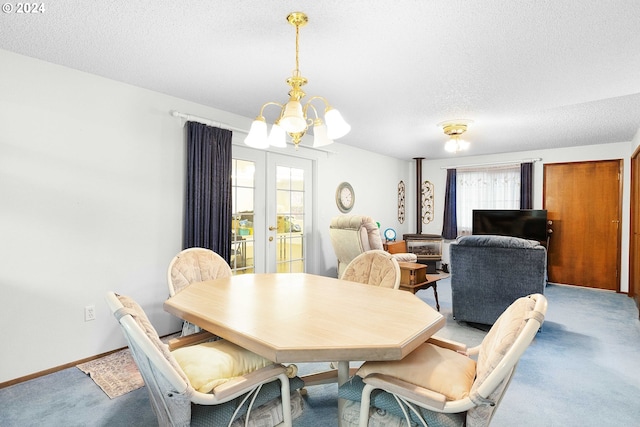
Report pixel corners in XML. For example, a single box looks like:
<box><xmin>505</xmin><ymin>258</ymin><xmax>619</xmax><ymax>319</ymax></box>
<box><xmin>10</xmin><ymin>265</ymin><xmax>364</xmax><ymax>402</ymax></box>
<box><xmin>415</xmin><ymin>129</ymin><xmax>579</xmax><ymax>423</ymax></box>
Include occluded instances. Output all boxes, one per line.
<box><xmin>455</xmin><ymin>235</ymin><xmax>541</xmax><ymax>249</ymax></box>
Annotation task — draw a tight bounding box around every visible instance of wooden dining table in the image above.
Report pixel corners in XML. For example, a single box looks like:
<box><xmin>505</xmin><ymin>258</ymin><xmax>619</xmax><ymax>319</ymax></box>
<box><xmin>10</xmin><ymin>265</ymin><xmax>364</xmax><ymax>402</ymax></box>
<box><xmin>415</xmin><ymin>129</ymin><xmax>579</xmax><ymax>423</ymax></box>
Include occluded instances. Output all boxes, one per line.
<box><xmin>164</xmin><ymin>273</ymin><xmax>445</xmax><ymax>423</ymax></box>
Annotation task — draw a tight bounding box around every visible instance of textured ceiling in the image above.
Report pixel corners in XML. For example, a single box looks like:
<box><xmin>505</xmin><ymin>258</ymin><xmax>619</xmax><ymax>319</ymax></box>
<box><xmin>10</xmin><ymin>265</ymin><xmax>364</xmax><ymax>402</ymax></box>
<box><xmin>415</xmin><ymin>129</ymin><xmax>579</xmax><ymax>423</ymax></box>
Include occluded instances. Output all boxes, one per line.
<box><xmin>2</xmin><ymin>0</ymin><xmax>639</xmax><ymax>160</ymax></box>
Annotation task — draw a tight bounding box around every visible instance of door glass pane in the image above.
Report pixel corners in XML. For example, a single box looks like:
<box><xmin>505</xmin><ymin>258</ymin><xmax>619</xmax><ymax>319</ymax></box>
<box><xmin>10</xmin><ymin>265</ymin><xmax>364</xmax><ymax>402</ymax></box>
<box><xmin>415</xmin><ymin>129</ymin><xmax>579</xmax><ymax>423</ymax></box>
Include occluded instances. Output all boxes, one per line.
<box><xmin>231</xmin><ymin>159</ymin><xmax>255</xmax><ymax>274</ymax></box>
<box><xmin>276</xmin><ymin>166</ymin><xmax>305</xmax><ymax>273</ymax></box>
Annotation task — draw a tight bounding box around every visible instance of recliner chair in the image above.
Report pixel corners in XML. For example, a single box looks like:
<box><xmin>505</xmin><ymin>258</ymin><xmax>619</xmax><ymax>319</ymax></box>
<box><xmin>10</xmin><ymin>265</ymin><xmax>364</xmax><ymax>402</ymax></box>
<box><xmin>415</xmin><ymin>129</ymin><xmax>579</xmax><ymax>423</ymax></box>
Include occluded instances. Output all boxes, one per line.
<box><xmin>329</xmin><ymin>215</ymin><xmax>416</xmax><ymax>278</ymax></box>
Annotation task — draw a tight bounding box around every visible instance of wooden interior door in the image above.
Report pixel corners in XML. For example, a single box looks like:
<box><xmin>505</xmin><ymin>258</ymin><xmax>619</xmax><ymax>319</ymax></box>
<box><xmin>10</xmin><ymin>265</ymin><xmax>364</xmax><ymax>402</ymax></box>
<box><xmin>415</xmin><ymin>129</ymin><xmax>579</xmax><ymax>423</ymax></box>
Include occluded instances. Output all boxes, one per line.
<box><xmin>543</xmin><ymin>160</ymin><xmax>622</xmax><ymax>290</ymax></box>
<box><xmin>630</xmin><ymin>148</ymin><xmax>640</xmax><ymax>315</ymax></box>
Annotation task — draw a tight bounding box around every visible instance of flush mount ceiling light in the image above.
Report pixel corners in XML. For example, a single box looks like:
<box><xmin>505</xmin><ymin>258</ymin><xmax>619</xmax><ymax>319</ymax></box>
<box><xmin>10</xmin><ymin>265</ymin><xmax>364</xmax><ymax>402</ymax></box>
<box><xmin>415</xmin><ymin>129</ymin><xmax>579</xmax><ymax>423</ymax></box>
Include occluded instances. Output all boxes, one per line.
<box><xmin>244</xmin><ymin>12</ymin><xmax>351</xmax><ymax>150</ymax></box>
<box><xmin>439</xmin><ymin>120</ymin><xmax>473</xmax><ymax>153</ymax></box>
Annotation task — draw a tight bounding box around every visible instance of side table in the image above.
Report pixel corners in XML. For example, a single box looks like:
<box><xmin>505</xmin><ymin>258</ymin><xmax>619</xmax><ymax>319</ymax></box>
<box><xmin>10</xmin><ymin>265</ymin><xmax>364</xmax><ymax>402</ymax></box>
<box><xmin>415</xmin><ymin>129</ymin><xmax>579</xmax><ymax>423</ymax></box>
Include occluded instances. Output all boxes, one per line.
<box><xmin>397</xmin><ymin>261</ymin><xmax>449</xmax><ymax>311</ymax></box>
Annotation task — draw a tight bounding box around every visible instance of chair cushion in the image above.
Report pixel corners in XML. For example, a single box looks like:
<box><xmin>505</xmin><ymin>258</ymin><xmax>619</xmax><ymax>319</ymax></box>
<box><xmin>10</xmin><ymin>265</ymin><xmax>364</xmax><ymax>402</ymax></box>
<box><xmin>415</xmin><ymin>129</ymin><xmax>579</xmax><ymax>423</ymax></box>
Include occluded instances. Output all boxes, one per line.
<box><xmin>357</xmin><ymin>343</ymin><xmax>476</xmax><ymax>400</ymax></box>
<box><xmin>172</xmin><ymin>340</ymin><xmax>273</xmax><ymax>393</ymax></box>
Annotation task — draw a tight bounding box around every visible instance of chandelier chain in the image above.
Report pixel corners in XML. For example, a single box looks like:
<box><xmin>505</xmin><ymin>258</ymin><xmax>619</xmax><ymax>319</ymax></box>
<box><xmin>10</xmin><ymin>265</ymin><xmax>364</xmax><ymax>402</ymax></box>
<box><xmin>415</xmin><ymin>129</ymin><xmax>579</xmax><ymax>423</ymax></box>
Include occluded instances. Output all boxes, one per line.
<box><xmin>295</xmin><ymin>23</ymin><xmax>300</xmax><ymax>75</ymax></box>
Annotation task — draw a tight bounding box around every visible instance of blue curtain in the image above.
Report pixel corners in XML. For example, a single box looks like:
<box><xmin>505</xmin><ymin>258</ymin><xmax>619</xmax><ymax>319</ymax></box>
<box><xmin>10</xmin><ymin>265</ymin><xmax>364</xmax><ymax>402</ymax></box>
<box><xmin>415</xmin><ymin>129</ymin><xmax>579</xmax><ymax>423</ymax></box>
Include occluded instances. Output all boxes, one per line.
<box><xmin>520</xmin><ymin>162</ymin><xmax>533</xmax><ymax>209</ymax></box>
<box><xmin>441</xmin><ymin>169</ymin><xmax>458</xmax><ymax>239</ymax></box>
<box><xmin>183</xmin><ymin>121</ymin><xmax>232</xmax><ymax>262</ymax></box>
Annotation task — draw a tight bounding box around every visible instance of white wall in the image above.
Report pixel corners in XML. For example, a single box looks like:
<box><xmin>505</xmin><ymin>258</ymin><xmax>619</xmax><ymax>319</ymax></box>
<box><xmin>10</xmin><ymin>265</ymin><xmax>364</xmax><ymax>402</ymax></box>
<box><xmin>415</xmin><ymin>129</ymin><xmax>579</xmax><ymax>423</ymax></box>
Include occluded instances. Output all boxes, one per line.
<box><xmin>0</xmin><ymin>49</ymin><xmax>247</xmax><ymax>382</ymax></box>
<box><xmin>313</xmin><ymin>143</ymin><xmax>415</xmax><ymax>277</ymax></box>
<box><xmin>418</xmin><ymin>143</ymin><xmax>634</xmax><ymax>292</ymax></box>
<box><xmin>0</xmin><ymin>49</ymin><xmax>413</xmax><ymax>383</ymax></box>
<box><xmin>633</xmin><ymin>128</ymin><xmax>640</xmax><ymax>154</ymax></box>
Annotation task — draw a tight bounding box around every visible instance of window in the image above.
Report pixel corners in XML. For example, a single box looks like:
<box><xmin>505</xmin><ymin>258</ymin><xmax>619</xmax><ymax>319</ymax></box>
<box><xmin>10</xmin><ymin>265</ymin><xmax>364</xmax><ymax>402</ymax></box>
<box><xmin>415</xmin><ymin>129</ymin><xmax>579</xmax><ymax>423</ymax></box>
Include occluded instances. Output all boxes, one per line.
<box><xmin>231</xmin><ymin>158</ymin><xmax>256</xmax><ymax>274</ymax></box>
<box><xmin>456</xmin><ymin>165</ymin><xmax>520</xmax><ymax>235</ymax></box>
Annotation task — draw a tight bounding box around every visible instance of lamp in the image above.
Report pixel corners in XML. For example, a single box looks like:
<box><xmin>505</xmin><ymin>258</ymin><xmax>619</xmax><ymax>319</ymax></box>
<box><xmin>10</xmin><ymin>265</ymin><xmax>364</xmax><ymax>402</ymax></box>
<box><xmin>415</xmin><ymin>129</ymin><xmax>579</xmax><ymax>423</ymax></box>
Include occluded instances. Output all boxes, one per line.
<box><xmin>245</xmin><ymin>12</ymin><xmax>350</xmax><ymax>150</ymax></box>
<box><xmin>440</xmin><ymin>120</ymin><xmax>473</xmax><ymax>153</ymax></box>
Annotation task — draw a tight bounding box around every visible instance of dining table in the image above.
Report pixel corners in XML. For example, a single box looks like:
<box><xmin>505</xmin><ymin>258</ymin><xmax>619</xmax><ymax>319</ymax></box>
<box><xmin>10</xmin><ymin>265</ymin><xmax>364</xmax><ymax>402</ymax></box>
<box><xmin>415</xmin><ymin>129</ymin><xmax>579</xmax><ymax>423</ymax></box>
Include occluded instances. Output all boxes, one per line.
<box><xmin>163</xmin><ymin>272</ymin><xmax>445</xmax><ymax>424</ymax></box>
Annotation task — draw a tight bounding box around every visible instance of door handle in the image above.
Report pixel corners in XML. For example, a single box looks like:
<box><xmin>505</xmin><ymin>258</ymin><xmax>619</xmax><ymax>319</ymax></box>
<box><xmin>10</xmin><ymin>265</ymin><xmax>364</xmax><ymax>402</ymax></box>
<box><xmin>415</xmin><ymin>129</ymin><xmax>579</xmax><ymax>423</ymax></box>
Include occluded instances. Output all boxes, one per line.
<box><xmin>268</xmin><ymin>226</ymin><xmax>277</xmax><ymax>231</ymax></box>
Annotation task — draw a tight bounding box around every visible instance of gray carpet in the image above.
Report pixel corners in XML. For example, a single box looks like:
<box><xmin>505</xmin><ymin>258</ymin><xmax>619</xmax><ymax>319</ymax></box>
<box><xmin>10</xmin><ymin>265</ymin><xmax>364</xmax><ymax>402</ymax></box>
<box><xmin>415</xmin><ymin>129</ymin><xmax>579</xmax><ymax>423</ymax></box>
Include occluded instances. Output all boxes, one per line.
<box><xmin>2</xmin><ymin>278</ymin><xmax>639</xmax><ymax>426</ymax></box>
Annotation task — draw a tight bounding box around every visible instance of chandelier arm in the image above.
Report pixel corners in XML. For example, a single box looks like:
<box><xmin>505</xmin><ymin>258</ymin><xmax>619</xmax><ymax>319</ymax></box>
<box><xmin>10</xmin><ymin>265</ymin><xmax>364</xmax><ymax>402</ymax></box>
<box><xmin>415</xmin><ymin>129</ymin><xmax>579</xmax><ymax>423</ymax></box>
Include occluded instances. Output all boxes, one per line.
<box><xmin>304</xmin><ymin>103</ymin><xmax>320</xmax><ymax>119</ymax></box>
<box><xmin>305</xmin><ymin>96</ymin><xmax>331</xmax><ymax>111</ymax></box>
<box><xmin>258</xmin><ymin>101</ymin><xmax>285</xmax><ymax>118</ymax></box>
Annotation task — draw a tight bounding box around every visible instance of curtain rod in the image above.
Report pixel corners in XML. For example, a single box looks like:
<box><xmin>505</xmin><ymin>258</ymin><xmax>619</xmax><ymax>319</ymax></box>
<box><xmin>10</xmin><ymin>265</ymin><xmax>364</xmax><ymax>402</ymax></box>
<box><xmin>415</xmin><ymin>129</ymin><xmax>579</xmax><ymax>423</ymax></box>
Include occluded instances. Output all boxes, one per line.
<box><xmin>170</xmin><ymin>110</ymin><xmax>337</xmax><ymax>154</ymax></box>
<box><xmin>170</xmin><ymin>110</ymin><xmax>248</xmax><ymax>134</ymax></box>
<box><xmin>440</xmin><ymin>158</ymin><xmax>542</xmax><ymax>170</ymax></box>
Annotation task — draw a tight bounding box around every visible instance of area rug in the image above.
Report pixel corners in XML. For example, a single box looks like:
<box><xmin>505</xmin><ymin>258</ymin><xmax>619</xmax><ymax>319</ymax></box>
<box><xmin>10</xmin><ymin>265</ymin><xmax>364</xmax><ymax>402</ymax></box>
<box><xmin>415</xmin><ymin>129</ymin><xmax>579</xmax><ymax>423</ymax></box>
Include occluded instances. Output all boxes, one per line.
<box><xmin>76</xmin><ymin>333</ymin><xmax>179</xmax><ymax>399</ymax></box>
<box><xmin>76</xmin><ymin>348</ymin><xmax>143</xmax><ymax>399</ymax></box>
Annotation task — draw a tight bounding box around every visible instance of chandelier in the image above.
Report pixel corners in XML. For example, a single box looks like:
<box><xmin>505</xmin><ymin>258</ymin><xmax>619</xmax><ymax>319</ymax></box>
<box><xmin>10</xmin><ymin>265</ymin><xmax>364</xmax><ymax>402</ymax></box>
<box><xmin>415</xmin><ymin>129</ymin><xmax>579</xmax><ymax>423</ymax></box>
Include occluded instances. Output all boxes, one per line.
<box><xmin>244</xmin><ymin>12</ymin><xmax>351</xmax><ymax>150</ymax></box>
<box><xmin>440</xmin><ymin>120</ymin><xmax>473</xmax><ymax>153</ymax></box>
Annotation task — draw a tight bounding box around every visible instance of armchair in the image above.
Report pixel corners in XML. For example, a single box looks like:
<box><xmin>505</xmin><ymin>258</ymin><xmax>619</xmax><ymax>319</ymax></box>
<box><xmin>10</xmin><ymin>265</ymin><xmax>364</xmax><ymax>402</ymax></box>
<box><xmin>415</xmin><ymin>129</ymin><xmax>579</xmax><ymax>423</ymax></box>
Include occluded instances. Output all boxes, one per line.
<box><xmin>105</xmin><ymin>291</ymin><xmax>304</xmax><ymax>427</ymax></box>
<box><xmin>329</xmin><ymin>215</ymin><xmax>416</xmax><ymax>278</ymax></box>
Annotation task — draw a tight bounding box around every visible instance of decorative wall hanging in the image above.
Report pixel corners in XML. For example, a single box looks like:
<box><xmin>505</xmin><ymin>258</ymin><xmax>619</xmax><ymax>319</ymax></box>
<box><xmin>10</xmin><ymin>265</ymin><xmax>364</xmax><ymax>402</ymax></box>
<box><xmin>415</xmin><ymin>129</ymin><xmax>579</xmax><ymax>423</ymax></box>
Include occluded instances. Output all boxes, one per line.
<box><xmin>397</xmin><ymin>181</ymin><xmax>405</xmax><ymax>224</ymax></box>
<box><xmin>422</xmin><ymin>180</ymin><xmax>434</xmax><ymax>224</ymax></box>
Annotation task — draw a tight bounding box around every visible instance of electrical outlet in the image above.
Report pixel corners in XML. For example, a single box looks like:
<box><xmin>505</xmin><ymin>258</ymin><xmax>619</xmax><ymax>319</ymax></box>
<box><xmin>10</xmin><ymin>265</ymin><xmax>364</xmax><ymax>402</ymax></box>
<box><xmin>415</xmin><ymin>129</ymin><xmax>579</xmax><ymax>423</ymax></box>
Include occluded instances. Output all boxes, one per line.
<box><xmin>85</xmin><ymin>305</ymin><xmax>96</xmax><ymax>321</ymax></box>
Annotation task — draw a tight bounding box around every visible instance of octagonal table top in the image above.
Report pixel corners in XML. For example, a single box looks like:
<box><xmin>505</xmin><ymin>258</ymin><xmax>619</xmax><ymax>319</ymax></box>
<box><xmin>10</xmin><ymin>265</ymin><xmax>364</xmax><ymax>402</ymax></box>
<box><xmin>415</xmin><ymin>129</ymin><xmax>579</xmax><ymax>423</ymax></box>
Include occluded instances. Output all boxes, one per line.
<box><xmin>164</xmin><ymin>273</ymin><xmax>445</xmax><ymax>363</ymax></box>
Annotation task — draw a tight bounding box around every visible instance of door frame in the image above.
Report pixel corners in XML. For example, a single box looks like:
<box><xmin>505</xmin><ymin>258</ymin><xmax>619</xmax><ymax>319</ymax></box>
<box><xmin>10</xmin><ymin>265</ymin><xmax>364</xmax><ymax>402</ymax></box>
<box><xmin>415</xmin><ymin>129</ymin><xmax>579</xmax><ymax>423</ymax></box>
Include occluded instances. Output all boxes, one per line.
<box><xmin>543</xmin><ymin>160</ymin><xmax>623</xmax><ymax>291</ymax></box>
<box><xmin>630</xmin><ymin>145</ymin><xmax>640</xmax><ymax>314</ymax></box>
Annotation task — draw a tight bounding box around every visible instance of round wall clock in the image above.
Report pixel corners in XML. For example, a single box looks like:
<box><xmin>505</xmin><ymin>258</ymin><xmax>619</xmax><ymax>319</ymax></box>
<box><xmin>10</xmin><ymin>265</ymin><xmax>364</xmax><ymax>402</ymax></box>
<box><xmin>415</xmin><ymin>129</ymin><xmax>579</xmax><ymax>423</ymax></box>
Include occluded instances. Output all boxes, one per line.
<box><xmin>336</xmin><ymin>182</ymin><xmax>355</xmax><ymax>213</ymax></box>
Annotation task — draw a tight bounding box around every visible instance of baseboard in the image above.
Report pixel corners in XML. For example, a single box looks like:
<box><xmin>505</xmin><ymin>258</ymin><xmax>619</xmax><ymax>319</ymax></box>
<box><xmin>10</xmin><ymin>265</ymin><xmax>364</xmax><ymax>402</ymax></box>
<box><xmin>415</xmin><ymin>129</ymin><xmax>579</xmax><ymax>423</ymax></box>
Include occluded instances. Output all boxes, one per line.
<box><xmin>0</xmin><ymin>331</ymin><xmax>181</xmax><ymax>389</ymax></box>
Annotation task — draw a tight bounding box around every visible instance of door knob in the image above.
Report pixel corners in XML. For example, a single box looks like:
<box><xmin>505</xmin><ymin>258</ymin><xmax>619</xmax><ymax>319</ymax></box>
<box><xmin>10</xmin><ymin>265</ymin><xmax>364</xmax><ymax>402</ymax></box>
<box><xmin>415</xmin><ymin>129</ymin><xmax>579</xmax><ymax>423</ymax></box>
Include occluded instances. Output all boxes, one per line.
<box><xmin>269</xmin><ymin>236</ymin><xmax>274</xmax><ymax>242</ymax></box>
<box><xmin>268</xmin><ymin>226</ymin><xmax>277</xmax><ymax>231</ymax></box>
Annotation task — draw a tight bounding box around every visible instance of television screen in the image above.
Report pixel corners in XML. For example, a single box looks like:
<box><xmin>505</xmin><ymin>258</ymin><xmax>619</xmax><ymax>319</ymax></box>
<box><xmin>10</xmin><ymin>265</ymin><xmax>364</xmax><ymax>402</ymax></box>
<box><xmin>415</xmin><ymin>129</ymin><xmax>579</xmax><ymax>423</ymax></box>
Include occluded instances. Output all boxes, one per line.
<box><xmin>472</xmin><ymin>209</ymin><xmax>548</xmax><ymax>241</ymax></box>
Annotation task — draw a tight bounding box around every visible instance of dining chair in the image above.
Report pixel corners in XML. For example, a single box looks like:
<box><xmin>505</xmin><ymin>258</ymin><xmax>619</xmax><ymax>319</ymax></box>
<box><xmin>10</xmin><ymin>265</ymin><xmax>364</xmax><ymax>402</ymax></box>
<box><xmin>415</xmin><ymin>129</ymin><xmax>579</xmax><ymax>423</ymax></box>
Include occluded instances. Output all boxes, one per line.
<box><xmin>338</xmin><ymin>293</ymin><xmax>547</xmax><ymax>427</ymax></box>
<box><xmin>167</xmin><ymin>247</ymin><xmax>232</xmax><ymax>335</ymax></box>
<box><xmin>303</xmin><ymin>250</ymin><xmax>402</xmax><ymax>389</ymax></box>
<box><xmin>340</xmin><ymin>249</ymin><xmax>401</xmax><ymax>290</ymax></box>
<box><xmin>105</xmin><ymin>291</ymin><xmax>304</xmax><ymax>427</ymax></box>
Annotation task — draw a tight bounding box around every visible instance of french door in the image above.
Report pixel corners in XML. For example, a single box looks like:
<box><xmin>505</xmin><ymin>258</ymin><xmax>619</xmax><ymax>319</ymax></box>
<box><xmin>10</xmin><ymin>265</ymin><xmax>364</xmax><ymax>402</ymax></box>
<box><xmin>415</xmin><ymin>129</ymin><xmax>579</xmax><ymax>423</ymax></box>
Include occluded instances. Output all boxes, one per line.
<box><xmin>231</xmin><ymin>146</ymin><xmax>312</xmax><ymax>274</ymax></box>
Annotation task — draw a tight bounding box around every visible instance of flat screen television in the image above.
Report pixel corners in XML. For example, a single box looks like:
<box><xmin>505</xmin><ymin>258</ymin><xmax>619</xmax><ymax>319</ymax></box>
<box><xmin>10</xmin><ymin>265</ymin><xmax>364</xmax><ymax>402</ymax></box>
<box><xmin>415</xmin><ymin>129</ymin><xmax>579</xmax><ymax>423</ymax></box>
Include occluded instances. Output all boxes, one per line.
<box><xmin>472</xmin><ymin>209</ymin><xmax>548</xmax><ymax>241</ymax></box>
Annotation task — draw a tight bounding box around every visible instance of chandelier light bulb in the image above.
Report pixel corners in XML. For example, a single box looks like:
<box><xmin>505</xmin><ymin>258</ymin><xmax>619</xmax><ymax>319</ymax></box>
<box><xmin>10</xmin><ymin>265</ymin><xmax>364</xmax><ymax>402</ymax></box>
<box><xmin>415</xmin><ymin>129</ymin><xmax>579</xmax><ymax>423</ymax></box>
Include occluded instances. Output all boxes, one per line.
<box><xmin>445</xmin><ymin>138</ymin><xmax>459</xmax><ymax>153</ymax></box>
